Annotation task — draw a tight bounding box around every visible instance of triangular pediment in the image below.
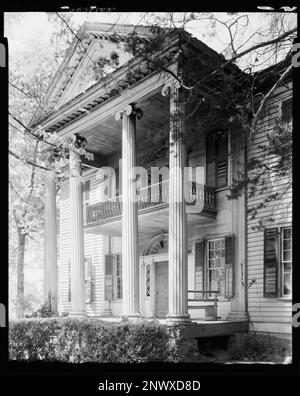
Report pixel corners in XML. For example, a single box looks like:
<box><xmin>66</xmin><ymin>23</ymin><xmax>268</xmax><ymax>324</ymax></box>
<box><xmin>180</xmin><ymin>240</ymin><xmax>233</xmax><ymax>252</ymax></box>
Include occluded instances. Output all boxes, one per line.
<box><xmin>32</xmin><ymin>23</ymin><xmax>155</xmax><ymax>124</ymax></box>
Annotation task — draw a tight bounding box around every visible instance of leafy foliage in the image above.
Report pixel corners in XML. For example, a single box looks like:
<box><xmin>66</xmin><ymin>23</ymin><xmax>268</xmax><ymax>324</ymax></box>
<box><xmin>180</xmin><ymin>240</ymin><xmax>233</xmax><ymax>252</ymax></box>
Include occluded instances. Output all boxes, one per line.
<box><xmin>25</xmin><ymin>304</ymin><xmax>56</xmax><ymax>318</ymax></box>
<box><xmin>228</xmin><ymin>332</ymin><xmax>291</xmax><ymax>362</ymax></box>
<box><xmin>9</xmin><ymin>318</ymin><xmax>187</xmax><ymax>363</ymax></box>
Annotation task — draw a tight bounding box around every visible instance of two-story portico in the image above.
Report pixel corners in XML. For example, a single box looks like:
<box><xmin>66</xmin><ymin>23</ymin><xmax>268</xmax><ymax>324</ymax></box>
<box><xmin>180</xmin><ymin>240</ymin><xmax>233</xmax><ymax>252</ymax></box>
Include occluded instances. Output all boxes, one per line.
<box><xmin>32</xmin><ymin>23</ymin><xmax>250</xmax><ymax>332</ymax></box>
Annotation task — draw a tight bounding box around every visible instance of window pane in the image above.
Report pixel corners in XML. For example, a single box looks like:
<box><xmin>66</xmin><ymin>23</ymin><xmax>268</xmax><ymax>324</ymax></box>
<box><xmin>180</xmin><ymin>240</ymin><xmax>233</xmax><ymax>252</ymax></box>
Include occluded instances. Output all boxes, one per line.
<box><xmin>209</xmin><ymin>269</ymin><xmax>225</xmax><ymax>295</ymax></box>
<box><xmin>283</xmin><ymin>250</ymin><xmax>291</xmax><ymax>262</ymax></box>
<box><xmin>283</xmin><ymin>271</ymin><xmax>292</xmax><ymax>296</ymax></box>
<box><xmin>283</xmin><ymin>238</ymin><xmax>291</xmax><ymax>251</ymax></box>
<box><xmin>283</xmin><ymin>228</ymin><xmax>291</xmax><ymax>239</ymax></box>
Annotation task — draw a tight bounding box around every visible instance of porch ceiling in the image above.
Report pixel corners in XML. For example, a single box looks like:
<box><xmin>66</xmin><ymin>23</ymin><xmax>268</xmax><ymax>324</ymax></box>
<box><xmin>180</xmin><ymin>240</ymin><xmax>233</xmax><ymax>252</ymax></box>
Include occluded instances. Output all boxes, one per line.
<box><xmin>80</xmin><ymin>91</ymin><xmax>170</xmax><ymax>156</ymax></box>
<box><xmin>85</xmin><ymin>207</ymin><xmax>216</xmax><ymax>240</ymax></box>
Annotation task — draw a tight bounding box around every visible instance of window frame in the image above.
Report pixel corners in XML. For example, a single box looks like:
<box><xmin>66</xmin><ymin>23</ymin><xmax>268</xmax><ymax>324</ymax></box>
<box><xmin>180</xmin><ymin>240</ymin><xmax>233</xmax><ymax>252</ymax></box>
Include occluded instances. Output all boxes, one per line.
<box><xmin>206</xmin><ymin>238</ymin><xmax>226</xmax><ymax>297</ymax></box>
<box><xmin>280</xmin><ymin>226</ymin><xmax>292</xmax><ymax>298</ymax></box>
<box><xmin>263</xmin><ymin>225</ymin><xmax>292</xmax><ymax>299</ymax></box>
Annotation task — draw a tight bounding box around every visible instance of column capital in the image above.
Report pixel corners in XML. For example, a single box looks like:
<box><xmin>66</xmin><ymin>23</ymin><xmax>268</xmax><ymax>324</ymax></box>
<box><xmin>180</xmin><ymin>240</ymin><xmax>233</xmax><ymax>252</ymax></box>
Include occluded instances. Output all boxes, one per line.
<box><xmin>115</xmin><ymin>104</ymin><xmax>143</xmax><ymax>121</ymax></box>
<box><xmin>161</xmin><ymin>79</ymin><xmax>181</xmax><ymax>97</ymax></box>
<box><xmin>72</xmin><ymin>133</ymin><xmax>87</xmax><ymax>149</ymax></box>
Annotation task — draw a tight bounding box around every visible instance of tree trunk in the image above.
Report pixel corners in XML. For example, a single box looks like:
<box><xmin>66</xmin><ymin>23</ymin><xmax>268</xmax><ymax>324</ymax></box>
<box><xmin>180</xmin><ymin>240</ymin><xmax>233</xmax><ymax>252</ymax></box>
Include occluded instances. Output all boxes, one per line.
<box><xmin>16</xmin><ymin>230</ymin><xmax>26</xmax><ymax>319</ymax></box>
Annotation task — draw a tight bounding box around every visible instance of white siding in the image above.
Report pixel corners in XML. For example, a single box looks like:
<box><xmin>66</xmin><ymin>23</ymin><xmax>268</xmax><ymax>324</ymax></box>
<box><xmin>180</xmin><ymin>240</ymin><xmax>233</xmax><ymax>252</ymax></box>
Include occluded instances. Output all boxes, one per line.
<box><xmin>247</xmin><ymin>84</ymin><xmax>292</xmax><ymax>334</ymax></box>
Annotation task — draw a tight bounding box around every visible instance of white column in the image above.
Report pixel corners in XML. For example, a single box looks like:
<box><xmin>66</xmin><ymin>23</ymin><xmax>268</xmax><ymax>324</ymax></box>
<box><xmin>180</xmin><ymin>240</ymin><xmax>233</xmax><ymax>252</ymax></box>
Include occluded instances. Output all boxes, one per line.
<box><xmin>69</xmin><ymin>145</ymin><xmax>86</xmax><ymax>318</ymax></box>
<box><xmin>115</xmin><ymin>105</ymin><xmax>142</xmax><ymax>318</ymax></box>
<box><xmin>44</xmin><ymin>165</ymin><xmax>57</xmax><ymax>313</ymax></box>
<box><xmin>167</xmin><ymin>85</ymin><xmax>191</xmax><ymax>325</ymax></box>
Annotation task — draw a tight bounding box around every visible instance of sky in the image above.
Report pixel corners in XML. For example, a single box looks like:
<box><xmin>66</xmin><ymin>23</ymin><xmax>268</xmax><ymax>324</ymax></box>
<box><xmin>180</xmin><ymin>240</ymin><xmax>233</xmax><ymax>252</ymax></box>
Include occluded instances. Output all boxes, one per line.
<box><xmin>4</xmin><ymin>12</ymin><xmax>297</xmax><ymax>71</ymax></box>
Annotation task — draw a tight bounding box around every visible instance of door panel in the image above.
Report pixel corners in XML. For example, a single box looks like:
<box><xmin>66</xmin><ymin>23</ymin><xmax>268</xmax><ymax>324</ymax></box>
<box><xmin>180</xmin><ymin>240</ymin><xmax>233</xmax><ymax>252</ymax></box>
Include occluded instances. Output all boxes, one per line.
<box><xmin>156</xmin><ymin>261</ymin><xmax>168</xmax><ymax>317</ymax></box>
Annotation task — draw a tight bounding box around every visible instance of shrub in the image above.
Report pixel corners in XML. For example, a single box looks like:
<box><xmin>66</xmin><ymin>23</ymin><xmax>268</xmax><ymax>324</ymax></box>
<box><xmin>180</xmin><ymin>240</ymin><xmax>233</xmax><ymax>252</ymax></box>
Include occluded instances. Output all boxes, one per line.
<box><xmin>228</xmin><ymin>332</ymin><xmax>292</xmax><ymax>362</ymax></box>
<box><xmin>25</xmin><ymin>304</ymin><xmax>56</xmax><ymax>318</ymax></box>
<box><xmin>9</xmin><ymin>318</ymin><xmax>60</xmax><ymax>361</ymax></box>
<box><xmin>9</xmin><ymin>318</ymin><xmax>187</xmax><ymax>363</ymax></box>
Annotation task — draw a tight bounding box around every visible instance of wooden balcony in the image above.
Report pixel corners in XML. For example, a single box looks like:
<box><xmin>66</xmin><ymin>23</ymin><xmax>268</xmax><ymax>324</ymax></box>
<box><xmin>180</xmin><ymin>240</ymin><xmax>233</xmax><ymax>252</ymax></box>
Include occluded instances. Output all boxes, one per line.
<box><xmin>85</xmin><ymin>181</ymin><xmax>216</xmax><ymax>229</ymax></box>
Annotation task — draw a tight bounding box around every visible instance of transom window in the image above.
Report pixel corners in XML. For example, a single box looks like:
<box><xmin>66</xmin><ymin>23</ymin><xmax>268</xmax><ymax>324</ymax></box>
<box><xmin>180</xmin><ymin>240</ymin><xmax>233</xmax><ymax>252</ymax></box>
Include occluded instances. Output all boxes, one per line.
<box><xmin>207</xmin><ymin>238</ymin><xmax>226</xmax><ymax>296</ymax></box>
<box><xmin>282</xmin><ymin>227</ymin><xmax>292</xmax><ymax>296</ymax></box>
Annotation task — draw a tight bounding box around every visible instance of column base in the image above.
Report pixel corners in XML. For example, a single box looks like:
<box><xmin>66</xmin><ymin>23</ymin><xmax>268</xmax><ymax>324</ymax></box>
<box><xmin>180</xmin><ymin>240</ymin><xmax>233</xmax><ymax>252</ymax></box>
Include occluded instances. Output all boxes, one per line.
<box><xmin>69</xmin><ymin>311</ymin><xmax>87</xmax><ymax>319</ymax></box>
<box><xmin>166</xmin><ymin>314</ymin><xmax>191</xmax><ymax>326</ymax></box>
<box><xmin>227</xmin><ymin>311</ymin><xmax>249</xmax><ymax>321</ymax></box>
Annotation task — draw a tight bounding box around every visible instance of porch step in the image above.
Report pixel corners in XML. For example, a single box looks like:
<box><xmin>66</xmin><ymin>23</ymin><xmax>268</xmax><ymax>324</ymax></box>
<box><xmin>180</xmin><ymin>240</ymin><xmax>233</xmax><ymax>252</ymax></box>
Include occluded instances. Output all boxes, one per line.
<box><xmin>188</xmin><ymin>299</ymin><xmax>216</xmax><ymax>302</ymax></box>
<box><xmin>188</xmin><ymin>305</ymin><xmax>214</xmax><ymax>309</ymax></box>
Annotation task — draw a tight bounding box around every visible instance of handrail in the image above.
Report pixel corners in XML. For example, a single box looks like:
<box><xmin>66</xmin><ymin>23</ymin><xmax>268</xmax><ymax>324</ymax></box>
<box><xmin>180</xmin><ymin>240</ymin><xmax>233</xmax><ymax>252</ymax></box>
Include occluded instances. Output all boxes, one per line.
<box><xmin>188</xmin><ymin>290</ymin><xmax>219</xmax><ymax>319</ymax></box>
<box><xmin>85</xmin><ymin>180</ymin><xmax>216</xmax><ymax>225</ymax></box>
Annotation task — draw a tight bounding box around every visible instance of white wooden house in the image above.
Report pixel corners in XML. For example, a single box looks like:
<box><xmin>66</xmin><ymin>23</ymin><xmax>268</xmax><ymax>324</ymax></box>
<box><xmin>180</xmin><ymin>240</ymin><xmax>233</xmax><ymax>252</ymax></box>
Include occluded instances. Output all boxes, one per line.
<box><xmin>30</xmin><ymin>23</ymin><xmax>292</xmax><ymax>338</ymax></box>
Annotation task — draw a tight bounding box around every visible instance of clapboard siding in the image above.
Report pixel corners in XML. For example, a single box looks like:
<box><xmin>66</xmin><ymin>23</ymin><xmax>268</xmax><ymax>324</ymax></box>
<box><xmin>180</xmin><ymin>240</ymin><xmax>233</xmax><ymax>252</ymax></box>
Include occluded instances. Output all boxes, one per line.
<box><xmin>59</xmin><ymin>168</ymin><xmax>105</xmax><ymax>316</ymax></box>
<box><xmin>246</xmin><ymin>83</ymin><xmax>292</xmax><ymax>334</ymax></box>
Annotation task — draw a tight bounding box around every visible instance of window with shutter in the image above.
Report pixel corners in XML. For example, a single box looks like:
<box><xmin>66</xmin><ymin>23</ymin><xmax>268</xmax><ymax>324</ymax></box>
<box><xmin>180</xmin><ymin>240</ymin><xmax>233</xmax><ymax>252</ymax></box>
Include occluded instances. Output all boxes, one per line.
<box><xmin>264</xmin><ymin>228</ymin><xmax>279</xmax><ymax>298</ymax></box>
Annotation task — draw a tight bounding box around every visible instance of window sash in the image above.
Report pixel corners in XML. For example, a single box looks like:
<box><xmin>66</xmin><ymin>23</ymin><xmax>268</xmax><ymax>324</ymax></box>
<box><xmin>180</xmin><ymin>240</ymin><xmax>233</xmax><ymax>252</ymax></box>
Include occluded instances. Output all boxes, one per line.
<box><xmin>207</xmin><ymin>238</ymin><xmax>225</xmax><ymax>296</ymax></box>
<box><xmin>281</xmin><ymin>227</ymin><xmax>292</xmax><ymax>296</ymax></box>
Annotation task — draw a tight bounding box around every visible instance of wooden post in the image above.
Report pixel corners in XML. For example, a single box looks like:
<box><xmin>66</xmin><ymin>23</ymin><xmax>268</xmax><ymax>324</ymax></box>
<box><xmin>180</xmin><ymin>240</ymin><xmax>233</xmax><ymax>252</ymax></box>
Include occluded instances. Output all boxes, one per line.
<box><xmin>69</xmin><ymin>141</ymin><xmax>86</xmax><ymax>318</ymax></box>
<box><xmin>115</xmin><ymin>104</ymin><xmax>143</xmax><ymax>319</ymax></box>
<box><xmin>166</xmin><ymin>83</ymin><xmax>191</xmax><ymax>325</ymax></box>
<box><xmin>43</xmin><ymin>162</ymin><xmax>57</xmax><ymax>313</ymax></box>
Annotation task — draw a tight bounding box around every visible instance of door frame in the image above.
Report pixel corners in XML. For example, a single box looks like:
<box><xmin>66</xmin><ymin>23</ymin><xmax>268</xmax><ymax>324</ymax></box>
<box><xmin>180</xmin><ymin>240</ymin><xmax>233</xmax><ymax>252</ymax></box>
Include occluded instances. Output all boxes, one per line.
<box><xmin>139</xmin><ymin>253</ymin><xmax>168</xmax><ymax>318</ymax></box>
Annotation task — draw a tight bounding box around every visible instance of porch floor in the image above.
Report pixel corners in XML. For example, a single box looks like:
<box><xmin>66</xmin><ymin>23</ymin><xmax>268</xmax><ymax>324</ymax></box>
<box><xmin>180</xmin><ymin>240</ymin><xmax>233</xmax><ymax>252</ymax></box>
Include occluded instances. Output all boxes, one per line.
<box><xmin>93</xmin><ymin>316</ymin><xmax>249</xmax><ymax>339</ymax></box>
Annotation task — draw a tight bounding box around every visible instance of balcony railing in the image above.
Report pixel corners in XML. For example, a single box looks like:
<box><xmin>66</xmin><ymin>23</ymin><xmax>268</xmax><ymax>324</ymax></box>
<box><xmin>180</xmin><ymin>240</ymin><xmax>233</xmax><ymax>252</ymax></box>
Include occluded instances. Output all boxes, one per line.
<box><xmin>85</xmin><ymin>180</ymin><xmax>216</xmax><ymax>225</ymax></box>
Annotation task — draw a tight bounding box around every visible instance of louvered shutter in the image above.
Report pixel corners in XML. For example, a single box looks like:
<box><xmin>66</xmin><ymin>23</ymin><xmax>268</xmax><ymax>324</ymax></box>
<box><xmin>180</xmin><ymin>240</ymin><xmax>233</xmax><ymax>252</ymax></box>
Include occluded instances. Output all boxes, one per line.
<box><xmin>195</xmin><ymin>240</ymin><xmax>205</xmax><ymax>299</ymax></box>
<box><xmin>85</xmin><ymin>257</ymin><xmax>92</xmax><ymax>304</ymax></box>
<box><xmin>225</xmin><ymin>235</ymin><xmax>234</xmax><ymax>298</ymax></box>
<box><xmin>104</xmin><ymin>254</ymin><xmax>113</xmax><ymax>301</ymax></box>
<box><xmin>264</xmin><ymin>228</ymin><xmax>279</xmax><ymax>297</ymax></box>
<box><xmin>215</xmin><ymin>132</ymin><xmax>228</xmax><ymax>189</ymax></box>
<box><xmin>206</xmin><ymin>132</ymin><xmax>216</xmax><ymax>187</ymax></box>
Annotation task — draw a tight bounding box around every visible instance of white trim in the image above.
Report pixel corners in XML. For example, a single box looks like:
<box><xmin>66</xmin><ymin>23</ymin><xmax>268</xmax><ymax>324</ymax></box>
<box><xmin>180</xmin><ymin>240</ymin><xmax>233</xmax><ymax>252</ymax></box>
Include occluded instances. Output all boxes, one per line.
<box><xmin>33</xmin><ymin>65</ymin><xmax>177</xmax><ymax>135</ymax></box>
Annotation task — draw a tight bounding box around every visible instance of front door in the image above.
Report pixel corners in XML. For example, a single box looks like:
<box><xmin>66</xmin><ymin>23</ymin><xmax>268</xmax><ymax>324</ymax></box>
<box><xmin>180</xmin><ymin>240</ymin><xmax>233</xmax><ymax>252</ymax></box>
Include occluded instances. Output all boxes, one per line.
<box><xmin>156</xmin><ymin>261</ymin><xmax>168</xmax><ymax>317</ymax></box>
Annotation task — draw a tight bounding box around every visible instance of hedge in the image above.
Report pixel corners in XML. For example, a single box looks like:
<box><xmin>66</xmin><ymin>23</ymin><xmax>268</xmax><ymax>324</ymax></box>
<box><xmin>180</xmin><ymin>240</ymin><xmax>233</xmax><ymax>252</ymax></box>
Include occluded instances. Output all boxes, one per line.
<box><xmin>9</xmin><ymin>318</ymin><xmax>187</xmax><ymax>363</ymax></box>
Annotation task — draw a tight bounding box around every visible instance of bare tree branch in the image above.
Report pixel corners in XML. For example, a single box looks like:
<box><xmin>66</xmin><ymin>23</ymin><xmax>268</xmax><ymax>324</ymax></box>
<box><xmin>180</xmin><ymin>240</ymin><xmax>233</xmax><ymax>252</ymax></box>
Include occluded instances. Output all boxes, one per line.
<box><xmin>9</xmin><ymin>149</ymin><xmax>50</xmax><ymax>171</ymax></box>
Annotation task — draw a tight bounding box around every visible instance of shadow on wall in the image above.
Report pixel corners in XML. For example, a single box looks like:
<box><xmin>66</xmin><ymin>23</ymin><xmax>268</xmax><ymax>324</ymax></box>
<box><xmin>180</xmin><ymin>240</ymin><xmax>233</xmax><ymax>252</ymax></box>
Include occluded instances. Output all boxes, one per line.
<box><xmin>0</xmin><ymin>303</ymin><xmax>5</xmax><ymax>327</ymax></box>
